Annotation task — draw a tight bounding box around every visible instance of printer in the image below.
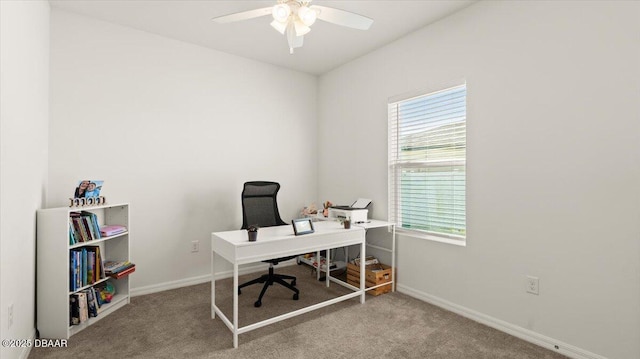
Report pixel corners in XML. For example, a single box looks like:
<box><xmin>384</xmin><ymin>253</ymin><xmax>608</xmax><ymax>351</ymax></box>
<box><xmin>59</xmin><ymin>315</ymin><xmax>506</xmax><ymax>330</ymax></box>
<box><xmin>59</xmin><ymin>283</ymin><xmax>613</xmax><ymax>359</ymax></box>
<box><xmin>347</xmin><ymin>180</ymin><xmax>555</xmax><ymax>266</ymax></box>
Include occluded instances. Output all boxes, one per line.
<box><xmin>328</xmin><ymin>198</ymin><xmax>372</xmax><ymax>223</ymax></box>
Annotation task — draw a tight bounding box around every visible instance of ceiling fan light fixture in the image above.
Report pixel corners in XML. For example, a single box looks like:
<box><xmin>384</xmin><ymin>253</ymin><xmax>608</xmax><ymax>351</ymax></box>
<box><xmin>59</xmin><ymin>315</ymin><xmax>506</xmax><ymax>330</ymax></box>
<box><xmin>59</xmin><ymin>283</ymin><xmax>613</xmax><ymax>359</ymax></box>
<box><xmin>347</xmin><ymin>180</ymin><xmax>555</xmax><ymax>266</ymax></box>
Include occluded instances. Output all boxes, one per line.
<box><xmin>213</xmin><ymin>0</ymin><xmax>373</xmax><ymax>54</ymax></box>
<box><xmin>270</xmin><ymin>19</ymin><xmax>287</xmax><ymax>34</ymax></box>
<box><xmin>294</xmin><ymin>20</ymin><xmax>310</xmax><ymax>36</ymax></box>
<box><xmin>286</xmin><ymin>22</ymin><xmax>303</xmax><ymax>54</ymax></box>
<box><xmin>272</xmin><ymin>4</ymin><xmax>291</xmax><ymax>23</ymax></box>
<box><xmin>297</xmin><ymin>6</ymin><xmax>317</xmax><ymax>26</ymax></box>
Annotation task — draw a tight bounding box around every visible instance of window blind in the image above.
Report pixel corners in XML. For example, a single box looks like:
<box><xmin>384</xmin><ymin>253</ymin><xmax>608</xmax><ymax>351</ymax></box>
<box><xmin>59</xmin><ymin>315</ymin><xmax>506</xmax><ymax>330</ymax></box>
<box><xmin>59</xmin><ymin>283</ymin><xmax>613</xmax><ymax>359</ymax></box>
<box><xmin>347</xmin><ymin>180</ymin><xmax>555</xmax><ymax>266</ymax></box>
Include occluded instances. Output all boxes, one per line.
<box><xmin>388</xmin><ymin>84</ymin><xmax>466</xmax><ymax>240</ymax></box>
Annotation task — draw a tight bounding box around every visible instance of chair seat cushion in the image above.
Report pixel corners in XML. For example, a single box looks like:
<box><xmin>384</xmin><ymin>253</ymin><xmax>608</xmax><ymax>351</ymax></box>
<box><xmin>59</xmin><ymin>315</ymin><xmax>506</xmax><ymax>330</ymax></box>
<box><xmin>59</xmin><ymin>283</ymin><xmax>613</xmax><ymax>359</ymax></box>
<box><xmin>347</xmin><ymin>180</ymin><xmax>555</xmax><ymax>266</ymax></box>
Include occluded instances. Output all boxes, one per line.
<box><xmin>264</xmin><ymin>255</ymin><xmax>298</xmax><ymax>265</ymax></box>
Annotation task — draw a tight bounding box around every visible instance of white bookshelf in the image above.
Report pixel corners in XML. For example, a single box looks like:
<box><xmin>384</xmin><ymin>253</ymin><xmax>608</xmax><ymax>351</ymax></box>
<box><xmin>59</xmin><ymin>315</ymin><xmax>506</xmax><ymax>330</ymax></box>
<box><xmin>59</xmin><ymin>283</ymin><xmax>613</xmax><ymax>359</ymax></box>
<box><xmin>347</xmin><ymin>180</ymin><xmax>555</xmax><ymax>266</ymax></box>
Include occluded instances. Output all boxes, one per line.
<box><xmin>36</xmin><ymin>203</ymin><xmax>130</xmax><ymax>339</ymax></box>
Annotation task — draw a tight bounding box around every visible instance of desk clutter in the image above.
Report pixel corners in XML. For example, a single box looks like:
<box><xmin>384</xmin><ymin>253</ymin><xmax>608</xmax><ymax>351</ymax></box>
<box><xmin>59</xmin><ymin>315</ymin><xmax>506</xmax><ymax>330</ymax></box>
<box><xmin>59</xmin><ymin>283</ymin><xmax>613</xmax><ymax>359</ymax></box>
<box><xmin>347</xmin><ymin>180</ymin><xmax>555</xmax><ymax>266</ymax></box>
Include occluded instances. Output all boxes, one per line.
<box><xmin>298</xmin><ymin>253</ymin><xmax>346</xmax><ymax>273</ymax></box>
<box><xmin>301</xmin><ymin>199</ymin><xmax>372</xmax><ymax>223</ymax></box>
<box><xmin>347</xmin><ymin>256</ymin><xmax>393</xmax><ymax>296</ymax></box>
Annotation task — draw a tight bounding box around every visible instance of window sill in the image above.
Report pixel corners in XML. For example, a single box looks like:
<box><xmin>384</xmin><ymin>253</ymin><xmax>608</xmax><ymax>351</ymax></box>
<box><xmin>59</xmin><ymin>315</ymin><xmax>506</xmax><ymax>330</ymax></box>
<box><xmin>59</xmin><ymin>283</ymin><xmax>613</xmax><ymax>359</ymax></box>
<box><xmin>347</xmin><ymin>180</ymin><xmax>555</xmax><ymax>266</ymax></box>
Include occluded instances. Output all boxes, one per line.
<box><xmin>396</xmin><ymin>229</ymin><xmax>466</xmax><ymax>247</ymax></box>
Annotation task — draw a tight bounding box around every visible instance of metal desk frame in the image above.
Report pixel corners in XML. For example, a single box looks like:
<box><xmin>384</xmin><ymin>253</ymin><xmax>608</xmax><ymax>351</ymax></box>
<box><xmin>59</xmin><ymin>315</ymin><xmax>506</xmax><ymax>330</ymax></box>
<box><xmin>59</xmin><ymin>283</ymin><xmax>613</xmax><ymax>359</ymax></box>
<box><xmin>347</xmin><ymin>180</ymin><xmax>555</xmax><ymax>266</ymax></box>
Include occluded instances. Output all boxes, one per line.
<box><xmin>211</xmin><ymin>221</ymin><xmax>366</xmax><ymax>348</ymax></box>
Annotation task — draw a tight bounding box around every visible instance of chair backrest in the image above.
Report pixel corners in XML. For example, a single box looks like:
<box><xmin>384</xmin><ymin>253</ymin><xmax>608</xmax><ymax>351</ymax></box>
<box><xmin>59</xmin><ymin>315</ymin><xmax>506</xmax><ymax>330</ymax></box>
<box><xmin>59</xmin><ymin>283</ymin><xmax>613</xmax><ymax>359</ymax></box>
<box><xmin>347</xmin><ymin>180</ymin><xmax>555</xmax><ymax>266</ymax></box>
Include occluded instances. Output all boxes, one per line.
<box><xmin>241</xmin><ymin>181</ymin><xmax>287</xmax><ymax>230</ymax></box>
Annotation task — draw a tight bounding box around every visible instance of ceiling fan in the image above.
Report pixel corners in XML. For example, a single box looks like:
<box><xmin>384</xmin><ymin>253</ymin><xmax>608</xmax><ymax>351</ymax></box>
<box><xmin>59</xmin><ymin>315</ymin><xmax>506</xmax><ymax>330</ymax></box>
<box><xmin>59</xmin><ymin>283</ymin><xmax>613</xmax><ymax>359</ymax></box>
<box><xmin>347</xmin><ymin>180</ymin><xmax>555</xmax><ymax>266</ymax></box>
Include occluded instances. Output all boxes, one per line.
<box><xmin>212</xmin><ymin>0</ymin><xmax>373</xmax><ymax>54</ymax></box>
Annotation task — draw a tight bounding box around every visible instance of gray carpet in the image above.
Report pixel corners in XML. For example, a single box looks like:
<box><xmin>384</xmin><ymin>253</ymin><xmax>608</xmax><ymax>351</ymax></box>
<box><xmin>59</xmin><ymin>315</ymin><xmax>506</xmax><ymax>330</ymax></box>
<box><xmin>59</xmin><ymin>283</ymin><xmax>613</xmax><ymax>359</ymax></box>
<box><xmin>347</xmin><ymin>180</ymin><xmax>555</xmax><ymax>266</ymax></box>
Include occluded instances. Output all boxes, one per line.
<box><xmin>30</xmin><ymin>264</ymin><xmax>567</xmax><ymax>358</ymax></box>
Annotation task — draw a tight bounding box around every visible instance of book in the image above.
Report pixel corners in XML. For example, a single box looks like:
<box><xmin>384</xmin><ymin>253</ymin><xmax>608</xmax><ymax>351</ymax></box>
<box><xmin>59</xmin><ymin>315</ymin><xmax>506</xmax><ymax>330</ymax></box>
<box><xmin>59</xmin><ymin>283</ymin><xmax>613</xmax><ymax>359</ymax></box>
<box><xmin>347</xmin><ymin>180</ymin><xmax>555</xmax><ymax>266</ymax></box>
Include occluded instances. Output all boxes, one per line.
<box><xmin>91</xmin><ymin>287</ymin><xmax>102</xmax><ymax>310</ymax></box>
<box><xmin>70</xmin><ymin>212</ymin><xmax>93</xmax><ymax>242</ymax></box>
<box><xmin>70</xmin><ymin>249</ymin><xmax>82</xmax><ymax>291</ymax></box>
<box><xmin>70</xmin><ymin>294</ymin><xmax>80</xmax><ymax>325</ymax></box>
<box><xmin>69</xmin><ymin>223</ymin><xmax>76</xmax><ymax>245</ymax></box>
<box><xmin>103</xmin><ymin>260</ymin><xmax>131</xmax><ymax>273</ymax></box>
<box><xmin>94</xmin><ymin>246</ymin><xmax>103</xmax><ymax>281</ymax></box>
<box><xmin>70</xmin><ymin>216</ymin><xmax>85</xmax><ymax>242</ymax></box>
<box><xmin>80</xmin><ymin>216</ymin><xmax>95</xmax><ymax>241</ymax></box>
<box><xmin>84</xmin><ymin>289</ymin><xmax>98</xmax><ymax>317</ymax></box>
<box><xmin>82</xmin><ymin>248</ymin><xmax>88</xmax><ymax>287</ymax></box>
<box><xmin>106</xmin><ymin>263</ymin><xmax>135</xmax><ymax>277</ymax></box>
<box><xmin>100</xmin><ymin>225</ymin><xmax>127</xmax><ymax>237</ymax></box>
<box><xmin>81</xmin><ymin>211</ymin><xmax>101</xmax><ymax>239</ymax></box>
<box><xmin>87</xmin><ymin>251</ymin><xmax>95</xmax><ymax>284</ymax></box>
<box><xmin>70</xmin><ymin>252</ymin><xmax>76</xmax><ymax>291</ymax></box>
<box><xmin>76</xmin><ymin>292</ymin><xmax>88</xmax><ymax>323</ymax></box>
<box><xmin>85</xmin><ymin>246</ymin><xmax>103</xmax><ymax>283</ymax></box>
<box><xmin>109</xmin><ymin>265</ymin><xmax>135</xmax><ymax>279</ymax></box>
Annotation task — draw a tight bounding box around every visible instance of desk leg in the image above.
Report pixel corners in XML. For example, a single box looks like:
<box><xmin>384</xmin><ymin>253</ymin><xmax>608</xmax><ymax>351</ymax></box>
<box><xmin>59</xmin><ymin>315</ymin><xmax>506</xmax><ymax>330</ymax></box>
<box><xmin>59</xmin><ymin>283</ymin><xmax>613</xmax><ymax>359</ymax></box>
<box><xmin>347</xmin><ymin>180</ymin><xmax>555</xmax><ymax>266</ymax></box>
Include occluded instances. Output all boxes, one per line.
<box><xmin>316</xmin><ymin>250</ymin><xmax>321</xmax><ymax>281</ymax></box>
<box><xmin>211</xmin><ymin>251</ymin><xmax>216</xmax><ymax>319</ymax></box>
<box><xmin>325</xmin><ymin>248</ymin><xmax>330</xmax><ymax>288</ymax></box>
<box><xmin>233</xmin><ymin>262</ymin><xmax>239</xmax><ymax>348</ymax></box>
<box><xmin>360</xmin><ymin>240</ymin><xmax>366</xmax><ymax>304</ymax></box>
<box><xmin>391</xmin><ymin>224</ymin><xmax>396</xmax><ymax>292</ymax></box>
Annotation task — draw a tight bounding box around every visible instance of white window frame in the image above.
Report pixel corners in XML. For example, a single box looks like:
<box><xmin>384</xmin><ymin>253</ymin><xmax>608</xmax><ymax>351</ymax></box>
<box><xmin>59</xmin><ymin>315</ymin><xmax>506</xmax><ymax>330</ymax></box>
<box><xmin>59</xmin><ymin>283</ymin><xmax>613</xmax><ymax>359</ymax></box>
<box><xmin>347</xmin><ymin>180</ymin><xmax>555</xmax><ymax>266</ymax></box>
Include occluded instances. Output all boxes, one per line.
<box><xmin>388</xmin><ymin>81</ymin><xmax>467</xmax><ymax>245</ymax></box>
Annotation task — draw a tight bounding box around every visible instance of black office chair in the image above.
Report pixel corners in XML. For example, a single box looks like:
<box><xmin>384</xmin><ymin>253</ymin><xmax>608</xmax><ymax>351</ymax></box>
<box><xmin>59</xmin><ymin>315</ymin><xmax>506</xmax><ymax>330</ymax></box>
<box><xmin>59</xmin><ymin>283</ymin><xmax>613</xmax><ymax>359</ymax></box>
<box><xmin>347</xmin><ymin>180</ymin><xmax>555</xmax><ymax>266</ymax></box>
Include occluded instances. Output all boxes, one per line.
<box><xmin>237</xmin><ymin>181</ymin><xmax>299</xmax><ymax>307</ymax></box>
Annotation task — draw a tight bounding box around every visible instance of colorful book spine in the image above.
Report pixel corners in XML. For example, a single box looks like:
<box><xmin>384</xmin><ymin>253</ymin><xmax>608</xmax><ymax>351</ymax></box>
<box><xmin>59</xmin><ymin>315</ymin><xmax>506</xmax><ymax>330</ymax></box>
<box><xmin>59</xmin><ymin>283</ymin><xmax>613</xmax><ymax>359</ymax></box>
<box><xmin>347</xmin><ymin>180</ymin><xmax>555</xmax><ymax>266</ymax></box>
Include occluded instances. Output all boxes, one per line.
<box><xmin>81</xmin><ymin>211</ymin><xmax>102</xmax><ymax>239</ymax></box>
<box><xmin>71</xmin><ymin>217</ymin><xmax>84</xmax><ymax>242</ymax></box>
<box><xmin>82</xmin><ymin>216</ymin><xmax>95</xmax><ymax>241</ymax></box>
<box><xmin>69</xmin><ymin>223</ymin><xmax>76</xmax><ymax>245</ymax></box>
<box><xmin>81</xmin><ymin>248</ymin><xmax>87</xmax><ymax>287</ymax></box>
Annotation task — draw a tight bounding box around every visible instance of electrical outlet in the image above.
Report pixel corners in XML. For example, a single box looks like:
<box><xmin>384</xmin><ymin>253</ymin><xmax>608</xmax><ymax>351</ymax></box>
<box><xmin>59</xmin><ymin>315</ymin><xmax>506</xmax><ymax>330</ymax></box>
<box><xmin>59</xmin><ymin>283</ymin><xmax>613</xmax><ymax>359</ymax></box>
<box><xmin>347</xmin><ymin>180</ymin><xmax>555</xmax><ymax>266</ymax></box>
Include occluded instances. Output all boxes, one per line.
<box><xmin>8</xmin><ymin>303</ymin><xmax>14</xmax><ymax>328</ymax></box>
<box><xmin>191</xmin><ymin>240</ymin><xmax>199</xmax><ymax>252</ymax></box>
<box><xmin>526</xmin><ymin>276</ymin><xmax>539</xmax><ymax>295</ymax></box>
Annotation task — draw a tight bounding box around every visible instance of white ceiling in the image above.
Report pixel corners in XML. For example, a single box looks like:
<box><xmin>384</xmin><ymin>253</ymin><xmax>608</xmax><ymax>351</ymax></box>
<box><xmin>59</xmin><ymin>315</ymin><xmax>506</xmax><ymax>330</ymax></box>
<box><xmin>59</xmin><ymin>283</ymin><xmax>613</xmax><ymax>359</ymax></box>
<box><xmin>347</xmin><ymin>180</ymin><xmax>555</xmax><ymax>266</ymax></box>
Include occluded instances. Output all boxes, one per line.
<box><xmin>49</xmin><ymin>0</ymin><xmax>476</xmax><ymax>75</ymax></box>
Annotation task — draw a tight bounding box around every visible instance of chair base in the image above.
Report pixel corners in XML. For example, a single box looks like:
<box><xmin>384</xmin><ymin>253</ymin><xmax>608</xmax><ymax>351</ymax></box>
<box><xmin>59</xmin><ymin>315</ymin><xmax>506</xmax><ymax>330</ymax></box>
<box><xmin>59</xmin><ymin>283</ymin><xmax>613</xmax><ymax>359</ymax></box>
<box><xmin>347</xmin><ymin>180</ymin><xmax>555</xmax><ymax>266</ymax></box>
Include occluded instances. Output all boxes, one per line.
<box><xmin>238</xmin><ymin>265</ymin><xmax>299</xmax><ymax>307</ymax></box>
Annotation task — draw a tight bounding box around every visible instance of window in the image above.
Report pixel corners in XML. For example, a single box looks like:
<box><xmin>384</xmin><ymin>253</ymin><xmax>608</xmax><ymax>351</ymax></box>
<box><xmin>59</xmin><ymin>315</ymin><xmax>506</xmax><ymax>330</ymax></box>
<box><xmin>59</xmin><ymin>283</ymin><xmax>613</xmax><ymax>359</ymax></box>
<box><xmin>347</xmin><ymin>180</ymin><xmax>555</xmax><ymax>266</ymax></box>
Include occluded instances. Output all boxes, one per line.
<box><xmin>388</xmin><ymin>83</ymin><xmax>466</xmax><ymax>242</ymax></box>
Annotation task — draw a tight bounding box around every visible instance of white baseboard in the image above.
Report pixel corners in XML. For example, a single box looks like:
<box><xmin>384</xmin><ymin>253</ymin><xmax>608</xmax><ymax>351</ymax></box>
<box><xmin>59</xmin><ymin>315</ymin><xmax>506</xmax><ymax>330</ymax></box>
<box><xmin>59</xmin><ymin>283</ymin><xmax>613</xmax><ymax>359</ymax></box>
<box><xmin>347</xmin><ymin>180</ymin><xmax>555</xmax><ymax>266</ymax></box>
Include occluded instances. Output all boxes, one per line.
<box><xmin>130</xmin><ymin>260</ymin><xmax>297</xmax><ymax>297</ymax></box>
<box><xmin>396</xmin><ymin>284</ymin><xmax>607</xmax><ymax>359</ymax></box>
<box><xmin>17</xmin><ymin>329</ymin><xmax>36</xmax><ymax>359</ymax></box>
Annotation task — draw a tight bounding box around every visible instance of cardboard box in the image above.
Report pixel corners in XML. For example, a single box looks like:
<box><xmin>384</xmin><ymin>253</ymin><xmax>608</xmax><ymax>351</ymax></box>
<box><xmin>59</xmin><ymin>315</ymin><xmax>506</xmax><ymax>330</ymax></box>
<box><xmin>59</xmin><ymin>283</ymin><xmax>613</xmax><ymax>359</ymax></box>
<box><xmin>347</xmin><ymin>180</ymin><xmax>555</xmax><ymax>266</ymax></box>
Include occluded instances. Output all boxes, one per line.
<box><xmin>346</xmin><ymin>262</ymin><xmax>393</xmax><ymax>296</ymax></box>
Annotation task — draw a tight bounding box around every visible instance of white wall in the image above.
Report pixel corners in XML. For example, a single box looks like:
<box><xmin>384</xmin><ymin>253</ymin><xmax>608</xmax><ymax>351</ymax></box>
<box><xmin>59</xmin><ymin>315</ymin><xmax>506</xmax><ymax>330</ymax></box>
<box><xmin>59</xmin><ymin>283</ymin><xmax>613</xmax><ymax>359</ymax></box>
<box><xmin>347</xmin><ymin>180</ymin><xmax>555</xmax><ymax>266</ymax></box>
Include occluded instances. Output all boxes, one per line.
<box><xmin>0</xmin><ymin>1</ymin><xmax>50</xmax><ymax>359</ymax></box>
<box><xmin>318</xmin><ymin>1</ymin><xmax>640</xmax><ymax>359</ymax></box>
<box><xmin>49</xmin><ymin>10</ymin><xmax>318</xmax><ymax>292</ymax></box>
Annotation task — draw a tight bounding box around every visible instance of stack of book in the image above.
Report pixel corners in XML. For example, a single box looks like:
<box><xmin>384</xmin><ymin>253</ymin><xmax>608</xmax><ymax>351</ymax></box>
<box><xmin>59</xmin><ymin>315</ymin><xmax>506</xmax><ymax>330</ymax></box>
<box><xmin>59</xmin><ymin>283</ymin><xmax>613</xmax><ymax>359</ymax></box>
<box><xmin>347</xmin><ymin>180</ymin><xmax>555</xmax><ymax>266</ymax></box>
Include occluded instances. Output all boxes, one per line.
<box><xmin>69</xmin><ymin>288</ymin><xmax>99</xmax><ymax>325</ymax></box>
<box><xmin>103</xmin><ymin>260</ymin><xmax>135</xmax><ymax>279</ymax></box>
<box><xmin>69</xmin><ymin>211</ymin><xmax>102</xmax><ymax>244</ymax></box>
<box><xmin>100</xmin><ymin>224</ymin><xmax>127</xmax><ymax>237</ymax></box>
<box><xmin>69</xmin><ymin>246</ymin><xmax>104</xmax><ymax>291</ymax></box>
<box><xmin>69</xmin><ymin>282</ymin><xmax>114</xmax><ymax>325</ymax></box>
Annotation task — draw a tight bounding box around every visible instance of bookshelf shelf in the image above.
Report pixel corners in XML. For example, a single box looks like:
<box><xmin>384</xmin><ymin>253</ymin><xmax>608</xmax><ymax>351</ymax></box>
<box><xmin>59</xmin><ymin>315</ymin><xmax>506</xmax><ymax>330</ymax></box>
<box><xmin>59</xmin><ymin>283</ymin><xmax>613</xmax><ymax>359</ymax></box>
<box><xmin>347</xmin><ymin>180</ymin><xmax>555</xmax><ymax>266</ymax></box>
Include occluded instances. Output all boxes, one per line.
<box><xmin>69</xmin><ymin>277</ymin><xmax>110</xmax><ymax>295</ymax></box>
<box><xmin>68</xmin><ymin>231</ymin><xmax>129</xmax><ymax>249</ymax></box>
<box><xmin>67</xmin><ymin>293</ymin><xmax>129</xmax><ymax>336</ymax></box>
<box><xmin>37</xmin><ymin>203</ymin><xmax>131</xmax><ymax>339</ymax></box>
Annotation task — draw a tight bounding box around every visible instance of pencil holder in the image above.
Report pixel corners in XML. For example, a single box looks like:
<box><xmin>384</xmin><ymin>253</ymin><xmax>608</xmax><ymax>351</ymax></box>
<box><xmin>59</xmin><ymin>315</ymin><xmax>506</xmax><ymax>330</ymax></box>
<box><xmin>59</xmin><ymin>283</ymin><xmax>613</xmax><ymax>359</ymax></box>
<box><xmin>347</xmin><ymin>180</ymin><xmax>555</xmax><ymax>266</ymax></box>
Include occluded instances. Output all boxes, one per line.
<box><xmin>247</xmin><ymin>226</ymin><xmax>258</xmax><ymax>242</ymax></box>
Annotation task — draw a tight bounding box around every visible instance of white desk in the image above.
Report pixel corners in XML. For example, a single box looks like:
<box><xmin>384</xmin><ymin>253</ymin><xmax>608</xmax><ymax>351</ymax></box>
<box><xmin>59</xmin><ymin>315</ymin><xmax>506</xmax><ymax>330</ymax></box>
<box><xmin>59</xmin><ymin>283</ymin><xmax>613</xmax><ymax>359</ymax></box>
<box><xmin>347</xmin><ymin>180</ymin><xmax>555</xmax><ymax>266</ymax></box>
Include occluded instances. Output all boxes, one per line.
<box><xmin>211</xmin><ymin>221</ymin><xmax>366</xmax><ymax>348</ymax></box>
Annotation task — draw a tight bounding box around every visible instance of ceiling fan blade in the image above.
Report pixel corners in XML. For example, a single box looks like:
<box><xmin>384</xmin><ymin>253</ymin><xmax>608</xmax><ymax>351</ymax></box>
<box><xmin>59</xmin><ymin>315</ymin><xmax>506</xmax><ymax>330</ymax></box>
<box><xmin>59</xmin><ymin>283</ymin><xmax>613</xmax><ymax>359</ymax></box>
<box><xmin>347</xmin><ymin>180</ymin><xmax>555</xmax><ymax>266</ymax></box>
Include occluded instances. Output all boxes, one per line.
<box><xmin>310</xmin><ymin>5</ymin><xmax>373</xmax><ymax>30</ymax></box>
<box><xmin>211</xmin><ymin>7</ymin><xmax>272</xmax><ymax>24</ymax></box>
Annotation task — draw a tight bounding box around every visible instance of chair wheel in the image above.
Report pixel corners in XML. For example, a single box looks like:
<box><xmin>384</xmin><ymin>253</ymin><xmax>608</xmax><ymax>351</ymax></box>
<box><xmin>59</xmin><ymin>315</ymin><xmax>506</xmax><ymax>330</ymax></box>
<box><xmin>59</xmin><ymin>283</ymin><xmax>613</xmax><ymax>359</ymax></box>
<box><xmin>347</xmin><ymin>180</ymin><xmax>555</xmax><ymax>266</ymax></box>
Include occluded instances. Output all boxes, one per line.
<box><xmin>254</xmin><ymin>301</ymin><xmax>262</xmax><ymax>308</ymax></box>
<box><xmin>291</xmin><ymin>280</ymin><xmax>296</xmax><ymax>286</ymax></box>
<box><xmin>293</xmin><ymin>293</ymin><xmax>299</xmax><ymax>300</ymax></box>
